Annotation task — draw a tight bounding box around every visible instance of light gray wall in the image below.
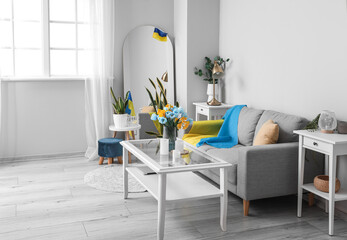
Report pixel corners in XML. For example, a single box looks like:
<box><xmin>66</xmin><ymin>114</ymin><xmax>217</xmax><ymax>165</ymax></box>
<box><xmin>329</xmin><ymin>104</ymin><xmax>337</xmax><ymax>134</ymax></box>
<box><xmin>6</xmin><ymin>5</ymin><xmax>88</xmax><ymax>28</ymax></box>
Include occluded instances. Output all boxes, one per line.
<box><xmin>0</xmin><ymin>80</ymin><xmax>86</xmax><ymax>159</ymax></box>
<box><xmin>219</xmin><ymin>0</ymin><xmax>347</xmax><ymax>212</ymax></box>
<box><xmin>114</xmin><ymin>0</ymin><xmax>174</xmax><ymax>99</ymax></box>
<box><xmin>174</xmin><ymin>0</ymin><xmax>220</xmax><ymax>118</ymax></box>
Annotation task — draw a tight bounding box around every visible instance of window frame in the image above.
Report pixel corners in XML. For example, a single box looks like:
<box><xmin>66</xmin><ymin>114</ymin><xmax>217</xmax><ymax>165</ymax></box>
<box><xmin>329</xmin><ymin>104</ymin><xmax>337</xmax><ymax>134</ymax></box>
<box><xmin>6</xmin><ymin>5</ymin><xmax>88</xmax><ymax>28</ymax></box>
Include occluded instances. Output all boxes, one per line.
<box><xmin>0</xmin><ymin>0</ymin><xmax>89</xmax><ymax>81</ymax></box>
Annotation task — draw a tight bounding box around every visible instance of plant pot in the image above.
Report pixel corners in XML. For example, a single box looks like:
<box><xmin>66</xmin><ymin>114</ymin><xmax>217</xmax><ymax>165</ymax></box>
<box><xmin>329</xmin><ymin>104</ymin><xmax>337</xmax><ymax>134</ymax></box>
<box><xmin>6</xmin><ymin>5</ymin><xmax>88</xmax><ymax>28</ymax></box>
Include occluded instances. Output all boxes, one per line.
<box><xmin>113</xmin><ymin>114</ymin><xmax>128</xmax><ymax>128</ymax></box>
<box><xmin>207</xmin><ymin>83</ymin><xmax>219</xmax><ymax>102</ymax></box>
<box><xmin>314</xmin><ymin>175</ymin><xmax>340</xmax><ymax>193</ymax></box>
<box><xmin>163</xmin><ymin>126</ymin><xmax>176</xmax><ymax>152</ymax></box>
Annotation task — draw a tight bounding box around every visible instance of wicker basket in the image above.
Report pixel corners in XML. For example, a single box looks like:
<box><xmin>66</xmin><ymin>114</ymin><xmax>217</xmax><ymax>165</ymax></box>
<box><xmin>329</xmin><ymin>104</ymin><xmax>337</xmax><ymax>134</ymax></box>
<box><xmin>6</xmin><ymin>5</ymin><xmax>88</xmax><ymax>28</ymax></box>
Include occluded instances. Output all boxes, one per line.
<box><xmin>314</xmin><ymin>175</ymin><xmax>340</xmax><ymax>193</ymax></box>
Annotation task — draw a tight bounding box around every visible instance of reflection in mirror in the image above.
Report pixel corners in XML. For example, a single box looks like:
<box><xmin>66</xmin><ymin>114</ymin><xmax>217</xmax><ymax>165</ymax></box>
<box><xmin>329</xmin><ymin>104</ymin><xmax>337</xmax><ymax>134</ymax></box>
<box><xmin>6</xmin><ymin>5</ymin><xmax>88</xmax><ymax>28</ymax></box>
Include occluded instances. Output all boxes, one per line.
<box><xmin>123</xmin><ymin>26</ymin><xmax>175</xmax><ymax>113</ymax></box>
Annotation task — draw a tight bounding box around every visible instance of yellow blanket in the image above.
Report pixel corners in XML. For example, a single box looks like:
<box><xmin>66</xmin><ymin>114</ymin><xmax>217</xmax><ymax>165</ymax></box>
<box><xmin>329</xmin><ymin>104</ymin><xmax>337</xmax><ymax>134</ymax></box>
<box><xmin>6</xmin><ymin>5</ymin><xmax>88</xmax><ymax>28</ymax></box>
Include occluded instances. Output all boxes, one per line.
<box><xmin>183</xmin><ymin>120</ymin><xmax>224</xmax><ymax>146</ymax></box>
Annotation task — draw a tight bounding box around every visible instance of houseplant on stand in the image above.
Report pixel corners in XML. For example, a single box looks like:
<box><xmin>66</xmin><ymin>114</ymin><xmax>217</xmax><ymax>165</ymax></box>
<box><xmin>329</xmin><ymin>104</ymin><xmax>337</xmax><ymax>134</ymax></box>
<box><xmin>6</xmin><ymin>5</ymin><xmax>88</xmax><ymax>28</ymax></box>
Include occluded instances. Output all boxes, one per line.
<box><xmin>194</xmin><ymin>56</ymin><xmax>230</xmax><ymax>102</ymax></box>
<box><xmin>110</xmin><ymin>87</ymin><xmax>130</xmax><ymax>128</ymax></box>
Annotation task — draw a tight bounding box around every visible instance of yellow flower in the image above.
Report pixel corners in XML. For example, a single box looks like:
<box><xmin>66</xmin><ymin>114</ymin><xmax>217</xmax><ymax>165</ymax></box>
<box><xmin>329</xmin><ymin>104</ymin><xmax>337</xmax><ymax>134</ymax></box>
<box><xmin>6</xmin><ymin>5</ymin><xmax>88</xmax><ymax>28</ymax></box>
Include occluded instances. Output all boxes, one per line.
<box><xmin>165</xmin><ymin>104</ymin><xmax>173</xmax><ymax>109</ymax></box>
<box><xmin>157</xmin><ymin>109</ymin><xmax>166</xmax><ymax>118</ymax></box>
<box><xmin>178</xmin><ymin>117</ymin><xmax>189</xmax><ymax>130</ymax></box>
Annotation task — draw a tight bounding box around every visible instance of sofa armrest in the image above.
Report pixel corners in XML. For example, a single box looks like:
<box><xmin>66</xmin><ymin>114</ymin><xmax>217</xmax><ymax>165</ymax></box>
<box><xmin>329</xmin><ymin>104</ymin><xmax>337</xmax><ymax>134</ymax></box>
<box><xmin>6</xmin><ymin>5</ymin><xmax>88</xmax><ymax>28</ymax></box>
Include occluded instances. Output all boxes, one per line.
<box><xmin>237</xmin><ymin>142</ymin><xmax>323</xmax><ymax>200</ymax></box>
<box><xmin>186</xmin><ymin>120</ymin><xmax>224</xmax><ymax>135</ymax></box>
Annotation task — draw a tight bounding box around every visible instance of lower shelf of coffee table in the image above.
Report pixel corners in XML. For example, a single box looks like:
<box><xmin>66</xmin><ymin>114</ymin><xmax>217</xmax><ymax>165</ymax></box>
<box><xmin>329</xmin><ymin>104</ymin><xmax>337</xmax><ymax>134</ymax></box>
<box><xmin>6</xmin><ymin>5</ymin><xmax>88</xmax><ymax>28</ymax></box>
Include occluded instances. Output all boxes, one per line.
<box><xmin>127</xmin><ymin>166</ymin><xmax>223</xmax><ymax>202</ymax></box>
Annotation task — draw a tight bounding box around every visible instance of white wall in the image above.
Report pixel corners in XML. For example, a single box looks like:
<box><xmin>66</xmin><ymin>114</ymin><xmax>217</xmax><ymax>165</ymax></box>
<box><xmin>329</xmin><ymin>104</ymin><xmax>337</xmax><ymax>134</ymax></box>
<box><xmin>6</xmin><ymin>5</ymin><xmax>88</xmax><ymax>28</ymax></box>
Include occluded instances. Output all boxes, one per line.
<box><xmin>0</xmin><ymin>0</ymin><xmax>175</xmax><ymax>160</ymax></box>
<box><xmin>174</xmin><ymin>0</ymin><xmax>188</xmax><ymax>111</ymax></box>
<box><xmin>219</xmin><ymin>0</ymin><xmax>347</xmax><ymax>212</ymax></box>
<box><xmin>174</xmin><ymin>0</ymin><xmax>220</xmax><ymax>118</ymax></box>
<box><xmin>0</xmin><ymin>80</ymin><xmax>86</xmax><ymax>159</ymax></box>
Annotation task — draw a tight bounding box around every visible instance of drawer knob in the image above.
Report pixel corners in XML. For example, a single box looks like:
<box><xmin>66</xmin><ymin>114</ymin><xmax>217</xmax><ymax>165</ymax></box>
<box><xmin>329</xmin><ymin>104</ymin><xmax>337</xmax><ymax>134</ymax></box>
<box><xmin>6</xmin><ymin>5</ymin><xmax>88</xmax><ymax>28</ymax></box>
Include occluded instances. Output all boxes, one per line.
<box><xmin>201</xmin><ymin>108</ymin><xmax>203</xmax><ymax>111</ymax></box>
<box><xmin>313</xmin><ymin>142</ymin><xmax>318</xmax><ymax>146</ymax></box>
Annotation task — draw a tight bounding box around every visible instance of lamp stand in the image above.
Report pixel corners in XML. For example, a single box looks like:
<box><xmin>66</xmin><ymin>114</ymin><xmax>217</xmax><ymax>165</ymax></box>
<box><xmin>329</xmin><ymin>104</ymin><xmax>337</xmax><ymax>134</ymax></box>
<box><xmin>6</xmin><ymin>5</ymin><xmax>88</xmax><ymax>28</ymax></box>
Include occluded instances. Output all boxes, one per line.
<box><xmin>207</xmin><ymin>77</ymin><xmax>221</xmax><ymax>106</ymax></box>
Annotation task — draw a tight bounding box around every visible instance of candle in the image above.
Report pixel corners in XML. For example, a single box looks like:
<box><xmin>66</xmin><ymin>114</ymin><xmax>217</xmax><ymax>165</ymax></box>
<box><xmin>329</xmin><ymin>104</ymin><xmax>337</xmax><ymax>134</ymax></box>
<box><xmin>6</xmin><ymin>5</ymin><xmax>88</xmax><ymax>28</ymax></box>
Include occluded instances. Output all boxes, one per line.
<box><xmin>175</xmin><ymin>139</ymin><xmax>184</xmax><ymax>152</ymax></box>
<box><xmin>160</xmin><ymin>139</ymin><xmax>169</xmax><ymax>155</ymax></box>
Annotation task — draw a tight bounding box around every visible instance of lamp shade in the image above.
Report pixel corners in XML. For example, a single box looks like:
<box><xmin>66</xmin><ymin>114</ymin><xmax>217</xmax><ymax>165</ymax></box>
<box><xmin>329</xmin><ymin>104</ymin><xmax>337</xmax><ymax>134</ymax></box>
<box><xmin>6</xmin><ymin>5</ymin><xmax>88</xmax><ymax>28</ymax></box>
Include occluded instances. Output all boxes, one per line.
<box><xmin>212</xmin><ymin>61</ymin><xmax>223</xmax><ymax>76</ymax></box>
<box><xmin>161</xmin><ymin>71</ymin><xmax>168</xmax><ymax>82</ymax></box>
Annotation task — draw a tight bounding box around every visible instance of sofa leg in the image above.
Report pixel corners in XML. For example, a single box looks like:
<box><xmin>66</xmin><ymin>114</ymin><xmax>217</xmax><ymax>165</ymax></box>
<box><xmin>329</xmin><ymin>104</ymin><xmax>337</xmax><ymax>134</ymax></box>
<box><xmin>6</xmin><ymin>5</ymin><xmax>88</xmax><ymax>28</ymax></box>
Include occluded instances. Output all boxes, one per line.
<box><xmin>243</xmin><ymin>200</ymin><xmax>250</xmax><ymax>216</ymax></box>
<box><xmin>308</xmin><ymin>193</ymin><xmax>315</xmax><ymax>207</ymax></box>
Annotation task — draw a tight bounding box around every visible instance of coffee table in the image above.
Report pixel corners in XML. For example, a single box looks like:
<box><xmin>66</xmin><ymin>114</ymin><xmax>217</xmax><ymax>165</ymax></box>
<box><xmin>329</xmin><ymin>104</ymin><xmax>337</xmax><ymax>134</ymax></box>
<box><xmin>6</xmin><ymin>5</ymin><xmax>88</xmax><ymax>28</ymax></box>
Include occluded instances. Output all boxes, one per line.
<box><xmin>120</xmin><ymin>139</ymin><xmax>231</xmax><ymax>240</ymax></box>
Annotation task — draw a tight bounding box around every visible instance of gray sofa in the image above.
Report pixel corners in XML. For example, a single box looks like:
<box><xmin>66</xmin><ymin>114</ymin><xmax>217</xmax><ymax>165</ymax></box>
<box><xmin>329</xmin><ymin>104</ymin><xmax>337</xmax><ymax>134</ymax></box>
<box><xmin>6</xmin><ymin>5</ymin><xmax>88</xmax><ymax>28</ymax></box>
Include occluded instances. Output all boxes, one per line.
<box><xmin>138</xmin><ymin>107</ymin><xmax>324</xmax><ymax>215</ymax></box>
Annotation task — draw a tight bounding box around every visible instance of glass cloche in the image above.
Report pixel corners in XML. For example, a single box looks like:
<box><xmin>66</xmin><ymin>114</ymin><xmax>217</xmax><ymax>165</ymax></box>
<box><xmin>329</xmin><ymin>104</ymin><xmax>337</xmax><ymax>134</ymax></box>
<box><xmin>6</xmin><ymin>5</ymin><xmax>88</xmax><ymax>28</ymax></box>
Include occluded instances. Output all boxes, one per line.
<box><xmin>318</xmin><ymin>110</ymin><xmax>337</xmax><ymax>133</ymax></box>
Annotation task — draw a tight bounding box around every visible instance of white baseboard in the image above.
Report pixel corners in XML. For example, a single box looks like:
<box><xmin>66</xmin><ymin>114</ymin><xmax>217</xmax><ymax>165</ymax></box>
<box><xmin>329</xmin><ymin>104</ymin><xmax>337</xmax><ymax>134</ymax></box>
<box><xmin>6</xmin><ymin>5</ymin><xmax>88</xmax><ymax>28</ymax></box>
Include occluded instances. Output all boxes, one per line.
<box><xmin>0</xmin><ymin>152</ymin><xmax>85</xmax><ymax>163</ymax></box>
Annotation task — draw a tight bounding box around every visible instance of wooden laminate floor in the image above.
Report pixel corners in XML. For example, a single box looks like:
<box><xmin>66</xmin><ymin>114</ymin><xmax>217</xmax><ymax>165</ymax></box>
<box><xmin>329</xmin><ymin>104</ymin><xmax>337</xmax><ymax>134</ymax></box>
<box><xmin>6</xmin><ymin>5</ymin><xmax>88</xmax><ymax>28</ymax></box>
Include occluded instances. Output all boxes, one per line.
<box><xmin>1</xmin><ymin>156</ymin><xmax>347</xmax><ymax>240</ymax></box>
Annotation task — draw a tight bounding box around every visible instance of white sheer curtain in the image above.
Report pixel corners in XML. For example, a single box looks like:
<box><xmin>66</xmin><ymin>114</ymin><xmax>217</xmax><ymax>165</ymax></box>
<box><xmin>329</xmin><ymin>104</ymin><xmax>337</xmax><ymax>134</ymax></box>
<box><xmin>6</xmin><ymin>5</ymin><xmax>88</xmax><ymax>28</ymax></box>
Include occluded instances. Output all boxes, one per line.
<box><xmin>84</xmin><ymin>0</ymin><xmax>115</xmax><ymax>160</ymax></box>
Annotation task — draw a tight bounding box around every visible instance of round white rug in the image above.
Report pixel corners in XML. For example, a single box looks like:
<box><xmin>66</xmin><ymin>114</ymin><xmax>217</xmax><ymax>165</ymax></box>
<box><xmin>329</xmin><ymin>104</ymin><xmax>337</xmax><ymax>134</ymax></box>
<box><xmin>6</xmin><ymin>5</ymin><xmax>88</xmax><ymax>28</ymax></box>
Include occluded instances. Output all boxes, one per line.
<box><xmin>84</xmin><ymin>164</ymin><xmax>146</xmax><ymax>193</ymax></box>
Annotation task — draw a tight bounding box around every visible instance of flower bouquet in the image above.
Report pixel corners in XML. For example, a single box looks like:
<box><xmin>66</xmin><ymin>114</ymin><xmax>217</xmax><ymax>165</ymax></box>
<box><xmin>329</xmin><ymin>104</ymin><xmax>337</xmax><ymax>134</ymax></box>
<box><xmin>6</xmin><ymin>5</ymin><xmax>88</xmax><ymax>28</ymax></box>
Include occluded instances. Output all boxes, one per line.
<box><xmin>150</xmin><ymin>104</ymin><xmax>193</xmax><ymax>151</ymax></box>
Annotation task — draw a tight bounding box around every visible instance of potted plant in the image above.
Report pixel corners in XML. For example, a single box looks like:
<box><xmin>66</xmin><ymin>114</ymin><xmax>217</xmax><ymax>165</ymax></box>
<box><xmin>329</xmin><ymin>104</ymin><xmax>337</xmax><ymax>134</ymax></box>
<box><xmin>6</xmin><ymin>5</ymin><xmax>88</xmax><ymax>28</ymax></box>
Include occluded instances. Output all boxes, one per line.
<box><xmin>194</xmin><ymin>56</ymin><xmax>230</xmax><ymax>102</ymax></box>
<box><xmin>110</xmin><ymin>87</ymin><xmax>130</xmax><ymax>128</ymax></box>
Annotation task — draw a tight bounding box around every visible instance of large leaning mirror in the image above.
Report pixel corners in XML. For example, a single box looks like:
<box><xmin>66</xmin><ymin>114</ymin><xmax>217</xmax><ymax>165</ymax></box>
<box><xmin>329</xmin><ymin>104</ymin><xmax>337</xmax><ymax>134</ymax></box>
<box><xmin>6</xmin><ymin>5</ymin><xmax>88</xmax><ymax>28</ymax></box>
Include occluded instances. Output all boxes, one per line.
<box><xmin>123</xmin><ymin>25</ymin><xmax>175</xmax><ymax>113</ymax></box>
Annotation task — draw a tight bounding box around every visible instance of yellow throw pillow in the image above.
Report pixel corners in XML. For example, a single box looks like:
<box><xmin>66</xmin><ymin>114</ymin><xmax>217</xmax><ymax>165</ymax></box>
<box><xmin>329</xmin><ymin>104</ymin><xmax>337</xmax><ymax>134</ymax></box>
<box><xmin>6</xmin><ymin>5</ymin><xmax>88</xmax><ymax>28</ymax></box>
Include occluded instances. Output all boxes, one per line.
<box><xmin>253</xmin><ymin>119</ymin><xmax>279</xmax><ymax>146</ymax></box>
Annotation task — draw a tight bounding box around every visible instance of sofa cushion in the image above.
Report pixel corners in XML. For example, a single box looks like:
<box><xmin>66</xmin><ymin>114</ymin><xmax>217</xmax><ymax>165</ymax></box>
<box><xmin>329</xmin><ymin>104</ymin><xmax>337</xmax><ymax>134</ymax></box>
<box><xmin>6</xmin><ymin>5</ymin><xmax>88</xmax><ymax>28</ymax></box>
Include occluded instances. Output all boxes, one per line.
<box><xmin>253</xmin><ymin>119</ymin><xmax>279</xmax><ymax>146</ymax></box>
<box><xmin>203</xmin><ymin>144</ymin><xmax>243</xmax><ymax>185</ymax></box>
<box><xmin>238</xmin><ymin>107</ymin><xmax>264</xmax><ymax>146</ymax></box>
<box><xmin>254</xmin><ymin>110</ymin><xmax>308</xmax><ymax>143</ymax></box>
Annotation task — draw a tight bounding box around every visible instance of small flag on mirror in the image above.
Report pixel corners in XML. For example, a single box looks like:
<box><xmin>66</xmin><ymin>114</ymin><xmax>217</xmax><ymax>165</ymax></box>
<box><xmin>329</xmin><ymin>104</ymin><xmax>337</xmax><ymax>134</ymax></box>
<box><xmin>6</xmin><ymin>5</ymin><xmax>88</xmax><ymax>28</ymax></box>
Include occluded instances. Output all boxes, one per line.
<box><xmin>153</xmin><ymin>28</ymin><xmax>167</xmax><ymax>42</ymax></box>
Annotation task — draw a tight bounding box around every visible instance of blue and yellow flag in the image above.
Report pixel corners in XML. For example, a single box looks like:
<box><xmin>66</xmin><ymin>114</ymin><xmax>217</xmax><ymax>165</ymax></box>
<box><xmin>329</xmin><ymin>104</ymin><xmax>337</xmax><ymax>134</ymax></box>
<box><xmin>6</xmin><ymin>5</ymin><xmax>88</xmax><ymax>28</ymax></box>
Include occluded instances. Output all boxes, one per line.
<box><xmin>153</xmin><ymin>28</ymin><xmax>167</xmax><ymax>42</ymax></box>
<box><xmin>125</xmin><ymin>91</ymin><xmax>136</xmax><ymax>138</ymax></box>
<box><xmin>125</xmin><ymin>91</ymin><xmax>135</xmax><ymax>116</ymax></box>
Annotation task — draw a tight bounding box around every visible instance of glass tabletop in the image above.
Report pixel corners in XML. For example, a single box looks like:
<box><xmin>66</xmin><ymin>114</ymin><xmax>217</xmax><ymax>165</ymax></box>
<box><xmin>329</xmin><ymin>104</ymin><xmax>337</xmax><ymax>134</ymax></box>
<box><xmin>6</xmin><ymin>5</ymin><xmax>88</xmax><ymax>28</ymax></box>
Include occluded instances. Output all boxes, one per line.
<box><xmin>127</xmin><ymin>139</ymin><xmax>228</xmax><ymax>172</ymax></box>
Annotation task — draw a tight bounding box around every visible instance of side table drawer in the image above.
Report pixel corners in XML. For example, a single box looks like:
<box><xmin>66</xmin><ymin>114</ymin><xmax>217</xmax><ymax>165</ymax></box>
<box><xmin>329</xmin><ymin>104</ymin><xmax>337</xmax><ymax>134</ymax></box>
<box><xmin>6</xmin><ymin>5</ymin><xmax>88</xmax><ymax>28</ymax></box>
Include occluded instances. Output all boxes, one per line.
<box><xmin>197</xmin><ymin>107</ymin><xmax>208</xmax><ymax>115</ymax></box>
<box><xmin>304</xmin><ymin>137</ymin><xmax>332</xmax><ymax>153</ymax></box>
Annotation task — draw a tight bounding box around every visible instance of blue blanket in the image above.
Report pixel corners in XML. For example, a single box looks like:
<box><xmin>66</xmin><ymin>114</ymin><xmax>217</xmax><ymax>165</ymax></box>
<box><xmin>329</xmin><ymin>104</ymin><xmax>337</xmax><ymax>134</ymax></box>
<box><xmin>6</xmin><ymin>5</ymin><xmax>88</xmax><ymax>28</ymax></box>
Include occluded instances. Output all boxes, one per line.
<box><xmin>196</xmin><ymin>105</ymin><xmax>246</xmax><ymax>148</ymax></box>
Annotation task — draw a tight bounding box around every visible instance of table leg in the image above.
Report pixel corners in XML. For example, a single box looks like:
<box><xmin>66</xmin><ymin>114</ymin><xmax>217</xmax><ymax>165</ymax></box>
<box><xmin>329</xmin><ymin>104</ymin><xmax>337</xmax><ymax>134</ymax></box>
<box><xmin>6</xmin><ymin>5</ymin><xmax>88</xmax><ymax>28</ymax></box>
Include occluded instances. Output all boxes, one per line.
<box><xmin>113</xmin><ymin>131</ymin><xmax>117</xmax><ymax>138</ymax></box>
<box><xmin>297</xmin><ymin>136</ymin><xmax>305</xmax><ymax>217</ymax></box>
<box><xmin>125</xmin><ymin>131</ymin><xmax>132</xmax><ymax>164</ymax></box>
<box><xmin>328</xmin><ymin>153</ymin><xmax>337</xmax><ymax>236</ymax></box>
<box><xmin>123</xmin><ymin>147</ymin><xmax>128</xmax><ymax>199</ymax></box>
<box><xmin>325</xmin><ymin>154</ymin><xmax>329</xmax><ymax>213</ymax></box>
<box><xmin>157</xmin><ymin>173</ymin><xmax>167</xmax><ymax>240</ymax></box>
<box><xmin>220</xmin><ymin>167</ymin><xmax>228</xmax><ymax>231</ymax></box>
<box><xmin>195</xmin><ymin>111</ymin><xmax>199</xmax><ymax>121</ymax></box>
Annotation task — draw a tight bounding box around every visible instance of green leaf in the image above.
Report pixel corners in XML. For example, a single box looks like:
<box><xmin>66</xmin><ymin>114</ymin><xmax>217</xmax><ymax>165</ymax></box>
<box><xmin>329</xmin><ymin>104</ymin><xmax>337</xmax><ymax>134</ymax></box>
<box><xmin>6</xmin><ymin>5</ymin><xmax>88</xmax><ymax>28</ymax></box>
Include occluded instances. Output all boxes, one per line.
<box><xmin>156</xmin><ymin>77</ymin><xmax>167</xmax><ymax>105</ymax></box>
<box><xmin>110</xmin><ymin>87</ymin><xmax>117</xmax><ymax>102</ymax></box>
<box><xmin>145</xmin><ymin>131</ymin><xmax>162</xmax><ymax>137</ymax></box>
<box><xmin>145</xmin><ymin>88</ymin><xmax>157</xmax><ymax>112</ymax></box>
<box><xmin>149</xmin><ymin>78</ymin><xmax>156</xmax><ymax>90</ymax></box>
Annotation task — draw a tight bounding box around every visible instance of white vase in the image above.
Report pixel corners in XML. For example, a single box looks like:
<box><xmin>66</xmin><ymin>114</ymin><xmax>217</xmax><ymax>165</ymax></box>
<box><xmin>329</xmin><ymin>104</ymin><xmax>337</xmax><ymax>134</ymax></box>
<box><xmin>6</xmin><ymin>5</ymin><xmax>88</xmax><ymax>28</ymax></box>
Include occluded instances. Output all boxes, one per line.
<box><xmin>113</xmin><ymin>114</ymin><xmax>129</xmax><ymax>128</ymax></box>
<box><xmin>207</xmin><ymin>83</ymin><xmax>219</xmax><ymax>102</ymax></box>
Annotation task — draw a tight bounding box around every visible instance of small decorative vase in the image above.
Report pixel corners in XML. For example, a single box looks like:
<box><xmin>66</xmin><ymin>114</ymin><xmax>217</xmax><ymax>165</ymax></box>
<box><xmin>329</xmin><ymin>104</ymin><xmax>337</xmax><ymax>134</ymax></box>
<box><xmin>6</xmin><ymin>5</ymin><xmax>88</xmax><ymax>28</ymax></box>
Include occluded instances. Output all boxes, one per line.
<box><xmin>207</xmin><ymin>83</ymin><xmax>219</xmax><ymax>102</ymax></box>
<box><xmin>163</xmin><ymin>126</ymin><xmax>176</xmax><ymax>152</ymax></box>
<box><xmin>318</xmin><ymin>111</ymin><xmax>337</xmax><ymax>134</ymax></box>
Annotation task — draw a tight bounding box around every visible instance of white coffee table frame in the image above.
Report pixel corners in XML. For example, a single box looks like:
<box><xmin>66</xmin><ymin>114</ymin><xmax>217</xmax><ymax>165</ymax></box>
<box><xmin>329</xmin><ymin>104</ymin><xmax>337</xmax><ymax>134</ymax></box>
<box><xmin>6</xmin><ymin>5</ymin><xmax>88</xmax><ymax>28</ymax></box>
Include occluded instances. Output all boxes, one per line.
<box><xmin>120</xmin><ymin>139</ymin><xmax>231</xmax><ymax>240</ymax></box>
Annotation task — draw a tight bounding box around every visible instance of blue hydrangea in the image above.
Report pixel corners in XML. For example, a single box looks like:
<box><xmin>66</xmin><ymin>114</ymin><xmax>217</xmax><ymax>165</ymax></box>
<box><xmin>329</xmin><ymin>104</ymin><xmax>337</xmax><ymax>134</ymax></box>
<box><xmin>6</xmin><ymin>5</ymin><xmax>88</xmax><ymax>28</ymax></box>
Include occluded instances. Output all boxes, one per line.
<box><xmin>158</xmin><ymin>117</ymin><xmax>167</xmax><ymax>124</ymax></box>
<box><xmin>164</xmin><ymin>107</ymin><xmax>169</xmax><ymax>111</ymax></box>
<box><xmin>151</xmin><ymin>113</ymin><xmax>158</xmax><ymax>121</ymax></box>
<box><xmin>182</xmin><ymin>112</ymin><xmax>188</xmax><ymax>117</ymax></box>
<box><xmin>173</xmin><ymin>108</ymin><xmax>180</xmax><ymax>115</ymax></box>
<box><xmin>187</xmin><ymin>118</ymin><xmax>193</xmax><ymax>123</ymax></box>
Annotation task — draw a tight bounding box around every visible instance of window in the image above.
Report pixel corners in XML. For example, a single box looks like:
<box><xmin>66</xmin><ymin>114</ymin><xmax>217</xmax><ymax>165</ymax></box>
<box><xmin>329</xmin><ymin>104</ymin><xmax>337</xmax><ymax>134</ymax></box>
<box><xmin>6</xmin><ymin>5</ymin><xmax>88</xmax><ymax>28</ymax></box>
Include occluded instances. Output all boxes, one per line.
<box><xmin>0</xmin><ymin>0</ymin><xmax>91</xmax><ymax>78</ymax></box>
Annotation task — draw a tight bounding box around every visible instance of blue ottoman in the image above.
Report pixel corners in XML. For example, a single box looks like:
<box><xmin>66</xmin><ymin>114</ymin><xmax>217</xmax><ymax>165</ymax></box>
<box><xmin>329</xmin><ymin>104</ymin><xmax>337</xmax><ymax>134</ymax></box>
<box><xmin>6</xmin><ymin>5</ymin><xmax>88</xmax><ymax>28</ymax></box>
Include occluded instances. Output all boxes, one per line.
<box><xmin>98</xmin><ymin>138</ymin><xmax>123</xmax><ymax>165</ymax></box>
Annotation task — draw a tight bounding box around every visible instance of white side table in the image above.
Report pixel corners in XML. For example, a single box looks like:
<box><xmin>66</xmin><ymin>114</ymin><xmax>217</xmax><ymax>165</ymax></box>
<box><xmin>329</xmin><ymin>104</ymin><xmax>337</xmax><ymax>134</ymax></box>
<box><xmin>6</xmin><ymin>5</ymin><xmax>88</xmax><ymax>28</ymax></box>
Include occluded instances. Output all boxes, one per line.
<box><xmin>109</xmin><ymin>124</ymin><xmax>141</xmax><ymax>163</ymax></box>
<box><xmin>294</xmin><ymin>130</ymin><xmax>347</xmax><ymax>236</ymax></box>
<box><xmin>193</xmin><ymin>102</ymin><xmax>233</xmax><ymax>121</ymax></box>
